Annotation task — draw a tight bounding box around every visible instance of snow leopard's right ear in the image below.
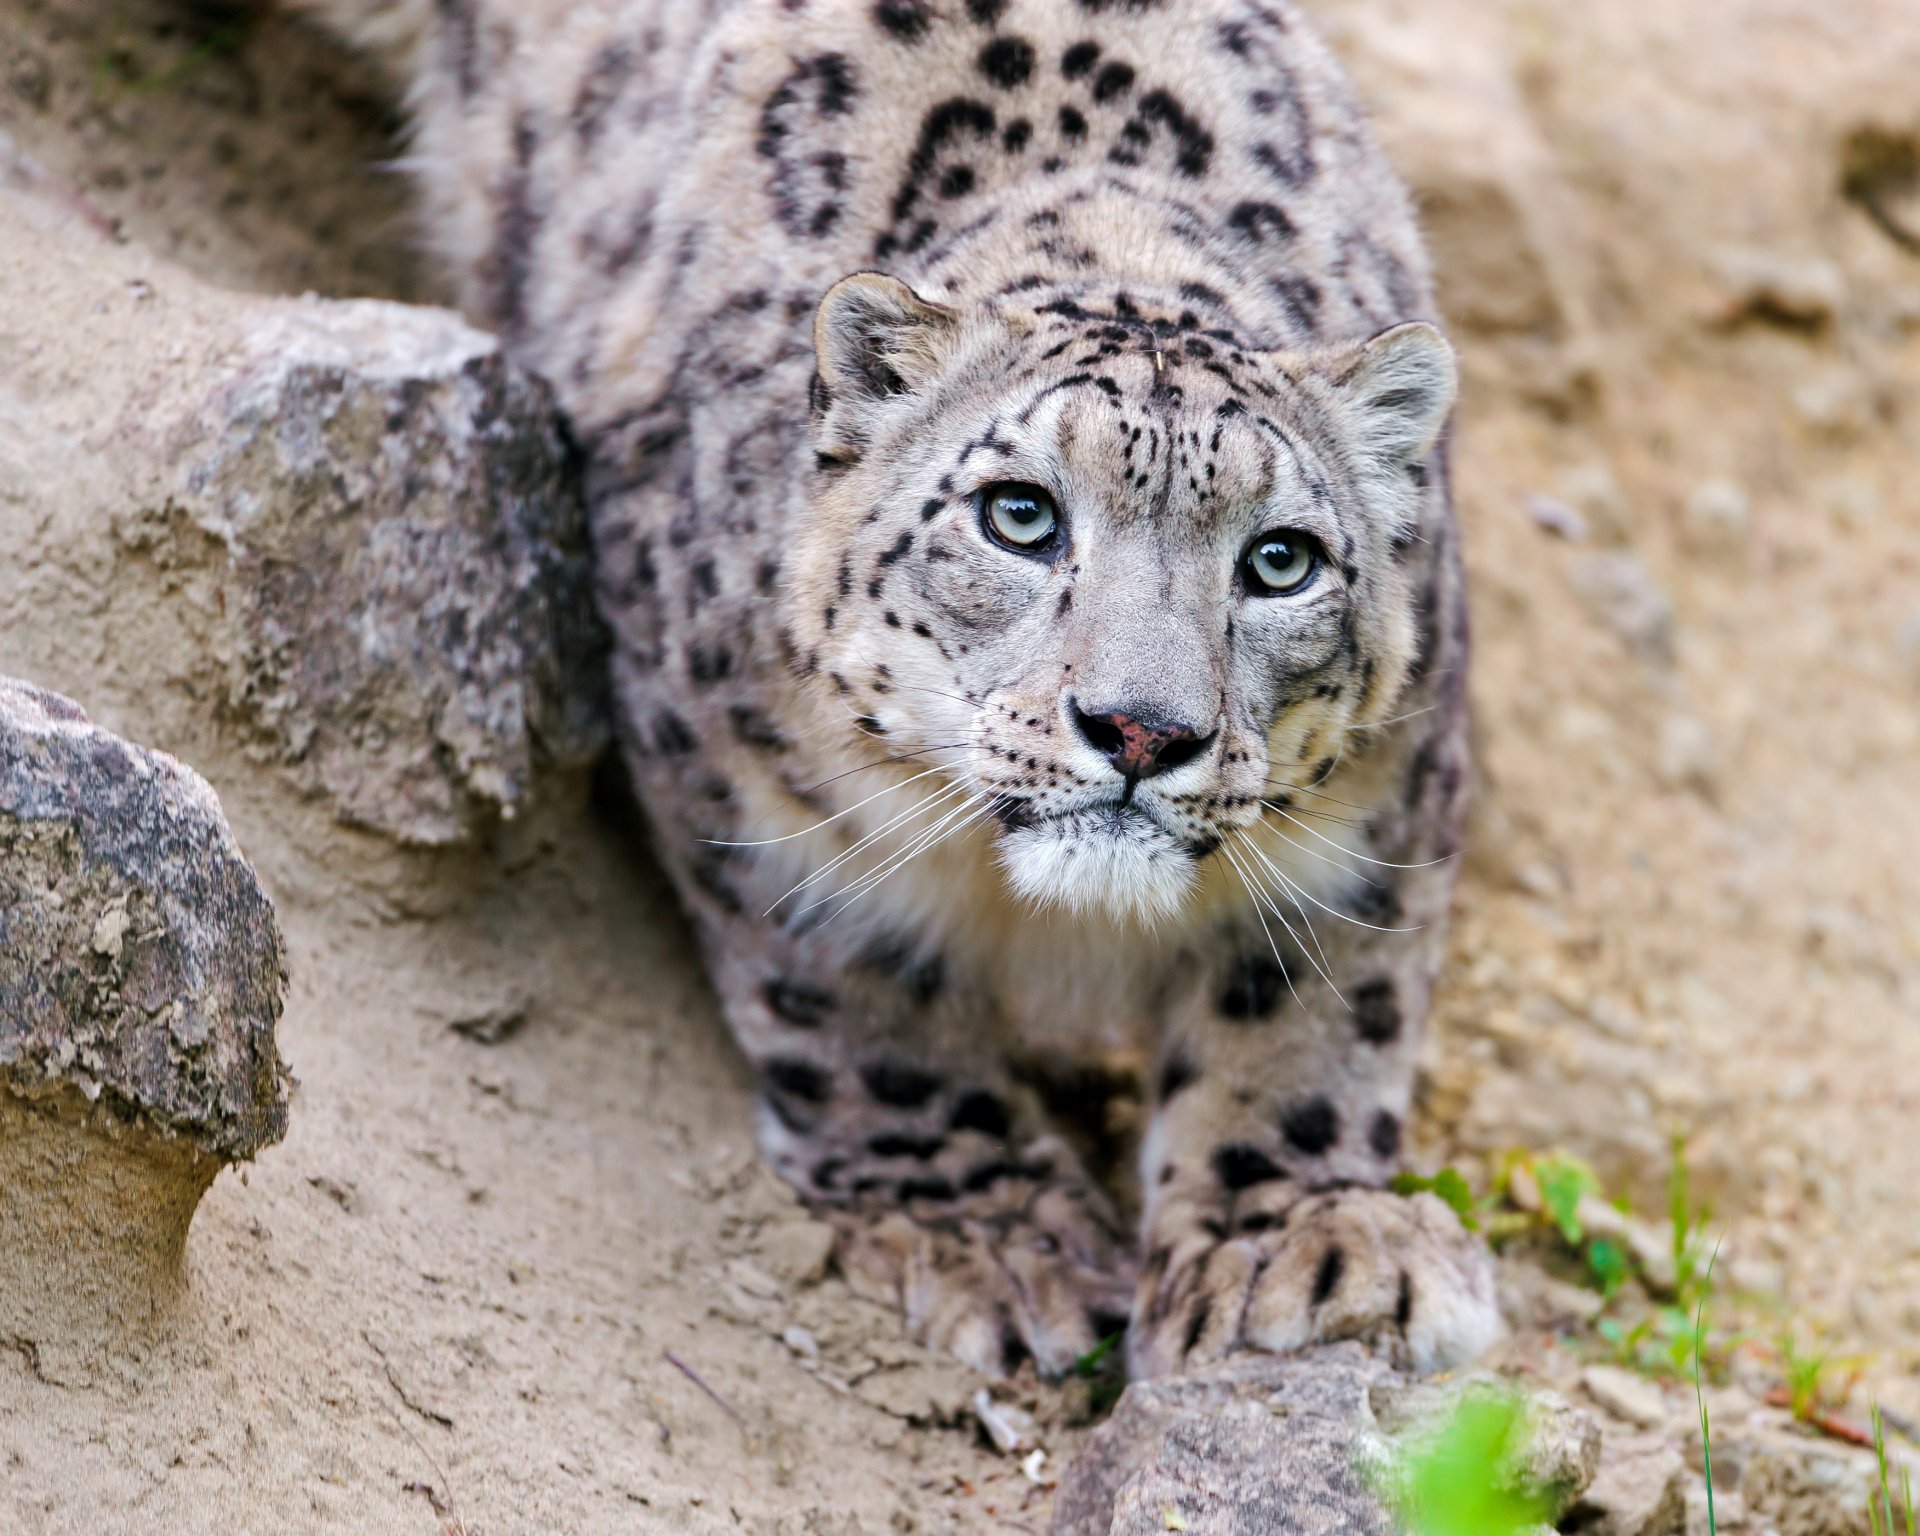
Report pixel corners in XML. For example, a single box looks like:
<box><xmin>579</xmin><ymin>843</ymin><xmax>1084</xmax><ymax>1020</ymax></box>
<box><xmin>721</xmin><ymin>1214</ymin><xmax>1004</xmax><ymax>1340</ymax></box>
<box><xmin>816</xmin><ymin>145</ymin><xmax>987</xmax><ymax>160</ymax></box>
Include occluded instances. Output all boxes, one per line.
<box><xmin>811</xmin><ymin>272</ymin><xmax>959</xmax><ymax>465</ymax></box>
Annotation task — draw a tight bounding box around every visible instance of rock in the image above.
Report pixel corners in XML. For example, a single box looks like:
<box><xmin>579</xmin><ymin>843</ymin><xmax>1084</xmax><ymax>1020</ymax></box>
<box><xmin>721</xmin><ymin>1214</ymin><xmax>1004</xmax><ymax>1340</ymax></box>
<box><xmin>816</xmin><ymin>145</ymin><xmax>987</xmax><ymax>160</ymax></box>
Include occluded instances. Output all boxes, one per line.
<box><xmin>0</xmin><ymin>676</ymin><xmax>289</xmax><ymax>1332</ymax></box>
<box><xmin>1682</xmin><ymin>478</ymin><xmax>1753</xmax><ymax>554</ymax></box>
<box><xmin>1711</xmin><ymin>248</ymin><xmax>1845</xmax><ymax>329</ymax></box>
<box><xmin>1565</xmin><ymin>1432</ymin><xmax>1689</xmax><ymax>1536</ymax></box>
<box><xmin>1109</xmin><ymin>1399</ymin><xmax>1391</xmax><ymax>1536</ymax></box>
<box><xmin>0</xmin><ymin>181</ymin><xmax>608</xmax><ymax>852</ymax></box>
<box><xmin>151</xmin><ymin>298</ymin><xmax>609</xmax><ymax>847</ymax></box>
<box><xmin>1528</xmin><ymin>494</ymin><xmax>1591</xmax><ymax>541</ymax></box>
<box><xmin>1051</xmin><ymin>1347</ymin><xmax>1399</xmax><ymax>1536</ymax></box>
<box><xmin>1571</xmin><ymin>552</ymin><xmax>1677</xmax><ymax>667</ymax></box>
<box><xmin>756</xmin><ymin>1214</ymin><xmax>838</xmax><ymax>1288</ymax></box>
<box><xmin>1583</xmin><ymin>1366</ymin><xmax>1674</xmax><ymax>1429</ymax></box>
<box><xmin>1052</xmin><ymin>1346</ymin><xmax>1603</xmax><ymax>1536</ymax></box>
<box><xmin>1323</xmin><ymin>3</ymin><xmax>1597</xmax><ymax>409</ymax></box>
<box><xmin>1556</xmin><ymin>464</ymin><xmax>1633</xmax><ymax>546</ymax></box>
<box><xmin>1656</xmin><ymin>715</ymin><xmax>1719</xmax><ymax>800</ymax></box>
<box><xmin>1372</xmin><ymin>1375</ymin><xmax>1603</xmax><ymax>1516</ymax></box>
<box><xmin>1741</xmin><ymin>1434</ymin><xmax>1883</xmax><ymax>1536</ymax></box>
<box><xmin>1790</xmin><ymin>367</ymin><xmax>1875</xmax><ymax>441</ymax></box>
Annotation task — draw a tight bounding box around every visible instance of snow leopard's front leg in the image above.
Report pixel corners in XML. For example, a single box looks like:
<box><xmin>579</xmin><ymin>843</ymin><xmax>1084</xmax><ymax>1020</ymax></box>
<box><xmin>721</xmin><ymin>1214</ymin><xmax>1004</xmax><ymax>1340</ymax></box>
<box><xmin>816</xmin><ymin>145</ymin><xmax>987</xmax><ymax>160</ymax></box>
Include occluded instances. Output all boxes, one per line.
<box><xmin>1127</xmin><ymin>730</ymin><xmax>1502</xmax><ymax>1379</ymax></box>
<box><xmin>658</xmin><ymin>832</ymin><xmax>1133</xmax><ymax>1379</ymax></box>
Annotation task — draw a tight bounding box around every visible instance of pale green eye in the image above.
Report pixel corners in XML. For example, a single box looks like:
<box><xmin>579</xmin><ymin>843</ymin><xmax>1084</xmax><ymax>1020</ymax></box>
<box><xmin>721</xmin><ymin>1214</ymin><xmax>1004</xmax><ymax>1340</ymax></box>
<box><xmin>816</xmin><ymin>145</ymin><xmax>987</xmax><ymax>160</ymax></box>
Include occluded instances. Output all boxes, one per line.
<box><xmin>1243</xmin><ymin>531</ymin><xmax>1321</xmax><ymax>595</ymax></box>
<box><xmin>982</xmin><ymin>483</ymin><xmax>1059</xmax><ymax>551</ymax></box>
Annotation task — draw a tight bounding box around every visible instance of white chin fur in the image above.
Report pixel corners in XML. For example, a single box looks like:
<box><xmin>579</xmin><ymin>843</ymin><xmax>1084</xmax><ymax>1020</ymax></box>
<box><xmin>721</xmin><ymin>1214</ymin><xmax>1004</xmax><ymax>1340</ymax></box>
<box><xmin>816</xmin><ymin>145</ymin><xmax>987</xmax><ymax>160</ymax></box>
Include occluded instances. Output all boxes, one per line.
<box><xmin>997</xmin><ymin>810</ymin><xmax>1196</xmax><ymax>924</ymax></box>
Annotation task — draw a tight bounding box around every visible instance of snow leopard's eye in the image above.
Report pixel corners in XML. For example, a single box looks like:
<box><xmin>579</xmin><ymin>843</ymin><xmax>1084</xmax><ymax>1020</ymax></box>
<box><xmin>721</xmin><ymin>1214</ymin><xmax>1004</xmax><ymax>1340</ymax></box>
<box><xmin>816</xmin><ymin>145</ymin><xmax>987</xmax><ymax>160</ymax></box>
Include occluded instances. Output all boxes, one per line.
<box><xmin>980</xmin><ymin>483</ymin><xmax>1059</xmax><ymax>553</ymax></box>
<box><xmin>1242</xmin><ymin>530</ymin><xmax>1322</xmax><ymax>596</ymax></box>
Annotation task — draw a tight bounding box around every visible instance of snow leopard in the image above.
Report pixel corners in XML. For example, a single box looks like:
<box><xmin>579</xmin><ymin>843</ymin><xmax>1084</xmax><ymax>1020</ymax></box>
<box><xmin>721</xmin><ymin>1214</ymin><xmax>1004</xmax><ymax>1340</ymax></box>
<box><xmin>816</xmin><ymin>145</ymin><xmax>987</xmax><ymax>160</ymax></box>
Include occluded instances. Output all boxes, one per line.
<box><xmin>314</xmin><ymin>0</ymin><xmax>1501</xmax><ymax>1380</ymax></box>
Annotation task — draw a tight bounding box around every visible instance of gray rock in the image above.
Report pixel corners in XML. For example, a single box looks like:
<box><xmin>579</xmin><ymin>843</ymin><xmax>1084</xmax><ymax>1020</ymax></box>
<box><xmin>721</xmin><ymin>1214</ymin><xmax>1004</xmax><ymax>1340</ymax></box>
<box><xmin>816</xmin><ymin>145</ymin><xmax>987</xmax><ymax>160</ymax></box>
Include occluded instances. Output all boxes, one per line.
<box><xmin>1371</xmin><ymin>1375</ymin><xmax>1602</xmax><ymax>1517</ymax></box>
<box><xmin>1711</xmin><ymin>247</ymin><xmax>1845</xmax><ymax>329</ymax></box>
<box><xmin>1740</xmin><ymin>1433</ymin><xmax>1883</xmax><ymax>1536</ymax></box>
<box><xmin>0</xmin><ymin>676</ymin><xmax>289</xmax><ymax>1159</ymax></box>
<box><xmin>2</xmin><ymin>182</ymin><xmax>608</xmax><ymax>851</ymax></box>
<box><xmin>152</xmin><ymin>300</ymin><xmax>608</xmax><ymax>847</ymax></box>
<box><xmin>1582</xmin><ymin>1365</ymin><xmax>1674</xmax><ymax>1430</ymax></box>
<box><xmin>1051</xmin><ymin>1348</ymin><xmax>1398</xmax><ymax>1535</ymax></box>
<box><xmin>1052</xmin><ymin>1347</ymin><xmax>1620</xmax><ymax>1536</ymax></box>
<box><xmin>1564</xmin><ymin>1431</ymin><xmax>1689</xmax><ymax>1536</ymax></box>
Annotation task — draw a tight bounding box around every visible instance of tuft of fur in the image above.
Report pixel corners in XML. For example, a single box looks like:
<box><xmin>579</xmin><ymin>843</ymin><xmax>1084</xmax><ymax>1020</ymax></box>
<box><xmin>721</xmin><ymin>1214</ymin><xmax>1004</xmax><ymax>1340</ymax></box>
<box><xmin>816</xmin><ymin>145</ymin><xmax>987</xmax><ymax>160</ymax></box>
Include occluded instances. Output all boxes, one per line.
<box><xmin>998</xmin><ymin>808</ymin><xmax>1197</xmax><ymax>924</ymax></box>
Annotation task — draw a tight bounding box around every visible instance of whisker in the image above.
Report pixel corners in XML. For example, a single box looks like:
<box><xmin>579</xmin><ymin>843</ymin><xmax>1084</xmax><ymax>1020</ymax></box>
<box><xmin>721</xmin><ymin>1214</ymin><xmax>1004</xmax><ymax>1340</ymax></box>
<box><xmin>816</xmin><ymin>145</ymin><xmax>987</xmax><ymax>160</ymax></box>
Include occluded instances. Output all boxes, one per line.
<box><xmin>1255</xmin><ymin>775</ymin><xmax>1378</xmax><ymax>814</ymax></box>
<box><xmin>704</xmin><ymin>762</ymin><xmax>955</xmax><ymax>847</ymax></box>
<box><xmin>1253</xmin><ymin>795</ymin><xmax>1364</xmax><ymax>830</ymax></box>
<box><xmin>782</xmin><ymin>741</ymin><xmax>968</xmax><ymax>801</ymax></box>
<box><xmin>765</xmin><ymin>780</ymin><xmax>970</xmax><ymax>914</ymax></box>
<box><xmin>1239</xmin><ymin>826</ymin><xmax>1419</xmax><ymax>936</ymax></box>
<box><xmin>810</xmin><ymin>794</ymin><xmax>999</xmax><ymax>922</ymax></box>
<box><xmin>1221</xmin><ymin>843</ymin><xmax>1322</xmax><ymax>1014</ymax></box>
<box><xmin>1344</xmin><ymin>702</ymin><xmax>1439</xmax><ymax>732</ymax></box>
<box><xmin>1266</xmin><ymin>805</ymin><xmax>1449</xmax><ymax>871</ymax></box>
<box><xmin>1229</xmin><ymin>835</ymin><xmax>1346</xmax><ymax>1005</ymax></box>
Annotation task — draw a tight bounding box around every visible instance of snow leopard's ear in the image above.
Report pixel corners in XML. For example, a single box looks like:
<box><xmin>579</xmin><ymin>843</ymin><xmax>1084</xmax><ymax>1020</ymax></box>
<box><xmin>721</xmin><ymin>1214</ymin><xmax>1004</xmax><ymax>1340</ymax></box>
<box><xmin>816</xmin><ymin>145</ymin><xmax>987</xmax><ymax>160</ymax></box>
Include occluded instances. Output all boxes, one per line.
<box><xmin>1316</xmin><ymin>321</ymin><xmax>1457</xmax><ymax>470</ymax></box>
<box><xmin>811</xmin><ymin>272</ymin><xmax>959</xmax><ymax>463</ymax></box>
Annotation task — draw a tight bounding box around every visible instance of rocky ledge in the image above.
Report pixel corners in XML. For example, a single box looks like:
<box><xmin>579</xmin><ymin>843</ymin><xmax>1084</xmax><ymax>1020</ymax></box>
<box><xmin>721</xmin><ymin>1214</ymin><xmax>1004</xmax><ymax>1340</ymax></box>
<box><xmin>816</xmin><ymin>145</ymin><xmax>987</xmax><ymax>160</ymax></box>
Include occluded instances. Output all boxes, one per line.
<box><xmin>0</xmin><ymin>676</ymin><xmax>289</xmax><ymax>1331</ymax></box>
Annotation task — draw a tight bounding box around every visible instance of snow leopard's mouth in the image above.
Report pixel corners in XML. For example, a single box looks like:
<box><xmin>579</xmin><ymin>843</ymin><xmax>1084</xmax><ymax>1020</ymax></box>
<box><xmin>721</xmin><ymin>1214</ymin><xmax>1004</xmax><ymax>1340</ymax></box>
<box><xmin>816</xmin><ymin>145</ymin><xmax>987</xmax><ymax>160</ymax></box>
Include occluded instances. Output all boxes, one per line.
<box><xmin>991</xmin><ymin>796</ymin><xmax>1218</xmax><ymax>858</ymax></box>
<box><xmin>991</xmin><ymin>800</ymin><xmax>1205</xmax><ymax>921</ymax></box>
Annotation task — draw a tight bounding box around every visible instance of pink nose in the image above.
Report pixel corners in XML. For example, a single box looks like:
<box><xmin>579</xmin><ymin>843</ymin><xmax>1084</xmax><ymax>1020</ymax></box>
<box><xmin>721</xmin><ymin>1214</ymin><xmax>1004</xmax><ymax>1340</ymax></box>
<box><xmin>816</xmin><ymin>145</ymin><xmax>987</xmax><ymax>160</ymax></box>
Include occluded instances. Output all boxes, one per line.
<box><xmin>1072</xmin><ymin>704</ymin><xmax>1213</xmax><ymax>779</ymax></box>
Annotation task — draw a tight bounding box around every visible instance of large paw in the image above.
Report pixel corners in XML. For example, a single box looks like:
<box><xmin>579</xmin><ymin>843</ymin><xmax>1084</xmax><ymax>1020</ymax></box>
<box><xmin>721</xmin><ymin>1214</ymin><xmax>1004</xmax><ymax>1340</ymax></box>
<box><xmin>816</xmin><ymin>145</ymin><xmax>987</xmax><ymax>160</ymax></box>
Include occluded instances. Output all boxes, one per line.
<box><xmin>833</xmin><ymin>1150</ymin><xmax>1134</xmax><ymax>1378</ymax></box>
<box><xmin>1129</xmin><ymin>1187</ymin><xmax>1503</xmax><ymax>1379</ymax></box>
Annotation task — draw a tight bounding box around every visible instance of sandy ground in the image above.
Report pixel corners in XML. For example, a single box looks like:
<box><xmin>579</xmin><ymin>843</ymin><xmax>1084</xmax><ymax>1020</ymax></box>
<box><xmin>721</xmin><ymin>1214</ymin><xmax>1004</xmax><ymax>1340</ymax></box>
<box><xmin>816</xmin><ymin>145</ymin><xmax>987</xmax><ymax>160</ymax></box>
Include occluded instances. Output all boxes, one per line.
<box><xmin>1</xmin><ymin>0</ymin><xmax>1917</xmax><ymax>1531</ymax></box>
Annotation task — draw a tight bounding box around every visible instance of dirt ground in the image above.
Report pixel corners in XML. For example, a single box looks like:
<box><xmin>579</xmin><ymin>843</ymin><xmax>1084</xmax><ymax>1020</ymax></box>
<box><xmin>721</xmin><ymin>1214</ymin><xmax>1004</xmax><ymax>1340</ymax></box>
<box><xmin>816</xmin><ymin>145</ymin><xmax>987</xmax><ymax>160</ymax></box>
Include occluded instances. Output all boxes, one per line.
<box><xmin>0</xmin><ymin>0</ymin><xmax>1916</xmax><ymax>1532</ymax></box>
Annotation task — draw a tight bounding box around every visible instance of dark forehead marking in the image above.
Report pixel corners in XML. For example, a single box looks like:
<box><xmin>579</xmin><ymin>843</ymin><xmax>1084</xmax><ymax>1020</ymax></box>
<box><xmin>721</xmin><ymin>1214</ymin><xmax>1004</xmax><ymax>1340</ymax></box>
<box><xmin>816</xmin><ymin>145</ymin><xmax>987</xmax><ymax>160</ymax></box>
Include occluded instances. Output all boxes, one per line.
<box><xmin>1014</xmin><ymin>372</ymin><xmax>1100</xmax><ymax>425</ymax></box>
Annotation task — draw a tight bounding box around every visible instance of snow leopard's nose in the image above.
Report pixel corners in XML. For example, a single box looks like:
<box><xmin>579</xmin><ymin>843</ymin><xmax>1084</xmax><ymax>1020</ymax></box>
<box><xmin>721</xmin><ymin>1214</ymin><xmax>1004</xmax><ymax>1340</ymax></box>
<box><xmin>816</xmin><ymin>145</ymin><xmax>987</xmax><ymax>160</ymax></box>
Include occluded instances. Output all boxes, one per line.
<box><xmin>1071</xmin><ymin>701</ymin><xmax>1215</xmax><ymax>780</ymax></box>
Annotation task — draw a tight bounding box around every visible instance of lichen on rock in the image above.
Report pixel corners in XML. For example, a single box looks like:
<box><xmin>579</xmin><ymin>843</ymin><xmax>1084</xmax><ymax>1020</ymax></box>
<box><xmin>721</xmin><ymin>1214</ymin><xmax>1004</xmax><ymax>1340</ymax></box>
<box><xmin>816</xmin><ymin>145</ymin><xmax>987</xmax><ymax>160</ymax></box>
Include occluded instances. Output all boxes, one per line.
<box><xmin>1</xmin><ymin>676</ymin><xmax>290</xmax><ymax>1160</ymax></box>
<box><xmin>160</xmin><ymin>299</ymin><xmax>609</xmax><ymax>847</ymax></box>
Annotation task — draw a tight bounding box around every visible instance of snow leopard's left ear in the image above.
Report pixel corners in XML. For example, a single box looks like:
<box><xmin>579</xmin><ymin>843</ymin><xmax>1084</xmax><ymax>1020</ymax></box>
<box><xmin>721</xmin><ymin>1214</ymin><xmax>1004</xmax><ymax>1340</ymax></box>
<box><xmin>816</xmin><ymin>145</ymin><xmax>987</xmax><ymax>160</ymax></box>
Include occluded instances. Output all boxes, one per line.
<box><xmin>811</xmin><ymin>271</ymin><xmax>959</xmax><ymax>464</ymax></box>
<box><xmin>1316</xmin><ymin>321</ymin><xmax>1457</xmax><ymax>470</ymax></box>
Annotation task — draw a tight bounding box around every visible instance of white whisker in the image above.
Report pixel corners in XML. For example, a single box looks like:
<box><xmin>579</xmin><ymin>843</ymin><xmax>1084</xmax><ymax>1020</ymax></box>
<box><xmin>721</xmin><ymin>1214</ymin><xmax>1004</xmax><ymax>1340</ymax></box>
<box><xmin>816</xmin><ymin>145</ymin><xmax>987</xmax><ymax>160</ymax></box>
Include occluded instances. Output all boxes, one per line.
<box><xmin>764</xmin><ymin>780</ymin><xmax>970</xmax><ymax>914</ymax></box>
<box><xmin>1345</xmin><ymin>702</ymin><xmax>1439</xmax><ymax>732</ymax></box>
<box><xmin>704</xmin><ymin>762</ymin><xmax>954</xmax><ymax>847</ymax></box>
<box><xmin>1240</xmin><ymin>825</ymin><xmax>1420</xmax><ymax>935</ymax></box>
<box><xmin>1223</xmin><ymin>839</ymin><xmax>1345</xmax><ymax>1003</ymax></box>
<box><xmin>1268</xmin><ymin>805</ymin><xmax>1449</xmax><ymax>871</ymax></box>
<box><xmin>811</xmin><ymin>794</ymin><xmax>999</xmax><ymax>922</ymax></box>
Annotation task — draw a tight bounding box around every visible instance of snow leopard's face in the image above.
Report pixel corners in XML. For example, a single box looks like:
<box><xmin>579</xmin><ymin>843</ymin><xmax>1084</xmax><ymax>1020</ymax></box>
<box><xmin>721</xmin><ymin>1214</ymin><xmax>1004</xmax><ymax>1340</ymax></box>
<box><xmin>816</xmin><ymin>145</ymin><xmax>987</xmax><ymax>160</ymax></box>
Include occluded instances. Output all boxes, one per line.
<box><xmin>791</xmin><ymin>273</ymin><xmax>1454</xmax><ymax>922</ymax></box>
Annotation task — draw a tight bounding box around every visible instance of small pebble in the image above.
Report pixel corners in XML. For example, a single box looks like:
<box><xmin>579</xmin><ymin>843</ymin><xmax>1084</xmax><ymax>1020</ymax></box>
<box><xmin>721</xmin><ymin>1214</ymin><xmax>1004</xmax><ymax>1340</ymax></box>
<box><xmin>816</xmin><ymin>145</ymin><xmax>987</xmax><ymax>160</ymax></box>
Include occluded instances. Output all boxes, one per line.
<box><xmin>1712</xmin><ymin>246</ymin><xmax>1844</xmax><ymax>327</ymax></box>
<box><xmin>1528</xmin><ymin>495</ymin><xmax>1590</xmax><ymax>541</ymax></box>
<box><xmin>781</xmin><ymin>1326</ymin><xmax>819</xmax><ymax>1365</ymax></box>
<box><xmin>1682</xmin><ymin>478</ymin><xmax>1751</xmax><ymax>552</ymax></box>
<box><xmin>1582</xmin><ymin>1365</ymin><xmax>1671</xmax><ymax>1429</ymax></box>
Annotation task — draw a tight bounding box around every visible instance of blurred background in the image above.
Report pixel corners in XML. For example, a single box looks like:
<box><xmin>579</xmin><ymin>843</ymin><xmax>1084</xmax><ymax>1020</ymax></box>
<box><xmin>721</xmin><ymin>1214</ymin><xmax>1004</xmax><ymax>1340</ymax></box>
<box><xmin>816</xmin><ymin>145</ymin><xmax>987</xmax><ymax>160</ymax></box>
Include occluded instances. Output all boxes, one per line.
<box><xmin>1</xmin><ymin>0</ymin><xmax>1915</xmax><ymax>1528</ymax></box>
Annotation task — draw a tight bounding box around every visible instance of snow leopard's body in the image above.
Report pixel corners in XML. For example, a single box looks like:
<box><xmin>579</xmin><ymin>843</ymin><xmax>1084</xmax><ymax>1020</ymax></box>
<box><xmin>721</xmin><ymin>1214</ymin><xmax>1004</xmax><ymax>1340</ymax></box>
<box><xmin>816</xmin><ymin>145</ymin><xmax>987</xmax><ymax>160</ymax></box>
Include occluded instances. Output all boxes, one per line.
<box><xmin>324</xmin><ymin>0</ymin><xmax>1500</xmax><ymax>1378</ymax></box>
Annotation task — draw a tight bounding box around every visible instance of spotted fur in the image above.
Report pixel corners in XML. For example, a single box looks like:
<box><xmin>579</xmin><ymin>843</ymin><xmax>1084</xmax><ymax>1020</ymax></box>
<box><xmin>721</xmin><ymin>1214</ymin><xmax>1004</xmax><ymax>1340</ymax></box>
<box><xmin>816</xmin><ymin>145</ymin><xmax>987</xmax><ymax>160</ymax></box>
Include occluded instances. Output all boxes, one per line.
<box><xmin>318</xmin><ymin>0</ymin><xmax>1501</xmax><ymax>1380</ymax></box>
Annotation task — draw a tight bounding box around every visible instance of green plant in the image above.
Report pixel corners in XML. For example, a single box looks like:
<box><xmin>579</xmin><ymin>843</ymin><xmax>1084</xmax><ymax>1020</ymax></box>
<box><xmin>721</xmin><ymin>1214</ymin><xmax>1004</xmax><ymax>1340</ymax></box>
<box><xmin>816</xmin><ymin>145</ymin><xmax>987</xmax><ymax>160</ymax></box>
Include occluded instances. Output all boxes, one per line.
<box><xmin>1377</xmin><ymin>1389</ymin><xmax>1556</xmax><ymax>1536</ymax></box>
<box><xmin>1391</xmin><ymin>1167</ymin><xmax>1479</xmax><ymax>1229</ymax></box>
<box><xmin>1869</xmin><ymin>1404</ymin><xmax>1916</xmax><ymax>1536</ymax></box>
<box><xmin>1578</xmin><ymin>1137</ymin><xmax>1728</xmax><ymax>1380</ymax></box>
<box><xmin>1696</xmin><ymin>1286</ymin><xmax>1717</xmax><ymax>1536</ymax></box>
<box><xmin>1779</xmin><ymin>1331</ymin><xmax>1834</xmax><ymax>1423</ymax></box>
<box><xmin>1072</xmin><ymin>1330</ymin><xmax>1126</xmax><ymax>1419</ymax></box>
<box><xmin>1533</xmin><ymin>1152</ymin><xmax>1601</xmax><ymax>1247</ymax></box>
<box><xmin>1668</xmin><ymin>1134</ymin><xmax>1714</xmax><ymax>1312</ymax></box>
